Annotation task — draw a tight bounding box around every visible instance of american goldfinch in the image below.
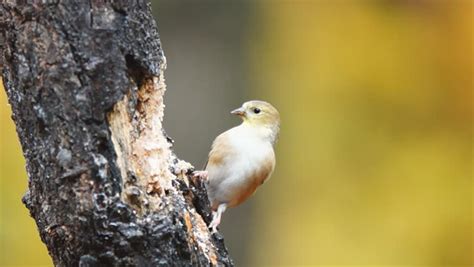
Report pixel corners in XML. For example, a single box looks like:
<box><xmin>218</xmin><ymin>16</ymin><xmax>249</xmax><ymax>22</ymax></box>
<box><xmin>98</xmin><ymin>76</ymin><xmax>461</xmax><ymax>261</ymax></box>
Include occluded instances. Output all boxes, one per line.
<box><xmin>194</xmin><ymin>100</ymin><xmax>280</xmax><ymax>232</ymax></box>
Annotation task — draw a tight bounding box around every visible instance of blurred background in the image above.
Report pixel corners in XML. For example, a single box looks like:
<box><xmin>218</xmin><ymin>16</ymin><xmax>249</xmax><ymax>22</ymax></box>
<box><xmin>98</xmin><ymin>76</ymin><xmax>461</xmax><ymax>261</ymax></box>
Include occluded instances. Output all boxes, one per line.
<box><xmin>0</xmin><ymin>0</ymin><xmax>472</xmax><ymax>266</ymax></box>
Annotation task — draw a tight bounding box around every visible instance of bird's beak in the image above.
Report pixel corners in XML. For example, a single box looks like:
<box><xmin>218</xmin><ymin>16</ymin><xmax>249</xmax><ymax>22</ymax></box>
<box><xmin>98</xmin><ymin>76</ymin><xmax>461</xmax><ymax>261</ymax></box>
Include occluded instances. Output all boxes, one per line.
<box><xmin>231</xmin><ymin>107</ymin><xmax>245</xmax><ymax>116</ymax></box>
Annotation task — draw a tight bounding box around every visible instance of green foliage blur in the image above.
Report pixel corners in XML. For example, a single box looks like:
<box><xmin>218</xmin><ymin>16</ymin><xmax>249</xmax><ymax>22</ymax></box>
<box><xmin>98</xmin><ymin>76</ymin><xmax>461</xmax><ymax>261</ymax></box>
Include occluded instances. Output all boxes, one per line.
<box><xmin>0</xmin><ymin>1</ymin><xmax>472</xmax><ymax>266</ymax></box>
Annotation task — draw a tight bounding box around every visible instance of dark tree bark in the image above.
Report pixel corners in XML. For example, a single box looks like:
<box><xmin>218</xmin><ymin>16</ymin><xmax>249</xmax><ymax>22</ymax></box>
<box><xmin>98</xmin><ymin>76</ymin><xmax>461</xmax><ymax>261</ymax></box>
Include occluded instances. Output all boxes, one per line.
<box><xmin>0</xmin><ymin>1</ymin><xmax>233</xmax><ymax>266</ymax></box>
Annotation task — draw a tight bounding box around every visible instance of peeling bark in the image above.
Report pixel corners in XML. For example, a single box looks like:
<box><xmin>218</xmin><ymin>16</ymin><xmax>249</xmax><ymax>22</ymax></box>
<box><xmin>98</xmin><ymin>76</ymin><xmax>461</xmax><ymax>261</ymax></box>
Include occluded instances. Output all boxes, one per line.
<box><xmin>0</xmin><ymin>1</ymin><xmax>232</xmax><ymax>266</ymax></box>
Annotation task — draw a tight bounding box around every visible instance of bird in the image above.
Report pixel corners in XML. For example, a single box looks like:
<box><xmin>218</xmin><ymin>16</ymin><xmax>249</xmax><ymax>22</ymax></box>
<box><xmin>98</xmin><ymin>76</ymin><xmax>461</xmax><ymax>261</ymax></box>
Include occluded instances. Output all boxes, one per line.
<box><xmin>193</xmin><ymin>100</ymin><xmax>280</xmax><ymax>232</ymax></box>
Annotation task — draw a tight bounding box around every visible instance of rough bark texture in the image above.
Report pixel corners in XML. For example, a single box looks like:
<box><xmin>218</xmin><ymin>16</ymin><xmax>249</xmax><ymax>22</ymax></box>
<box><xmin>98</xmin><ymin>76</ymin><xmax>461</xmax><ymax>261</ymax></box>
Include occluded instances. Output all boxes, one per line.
<box><xmin>0</xmin><ymin>1</ymin><xmax>233</xmax><ymax>266</ymax></box>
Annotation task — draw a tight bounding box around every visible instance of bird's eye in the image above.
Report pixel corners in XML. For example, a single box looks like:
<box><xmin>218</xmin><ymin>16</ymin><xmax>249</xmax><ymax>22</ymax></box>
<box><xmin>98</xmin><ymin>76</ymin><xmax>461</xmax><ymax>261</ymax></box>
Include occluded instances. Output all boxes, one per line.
<box><xmin>253</xmin><ymin>108</ymin><xmax>261</xmax><ymax>114</ymax></box>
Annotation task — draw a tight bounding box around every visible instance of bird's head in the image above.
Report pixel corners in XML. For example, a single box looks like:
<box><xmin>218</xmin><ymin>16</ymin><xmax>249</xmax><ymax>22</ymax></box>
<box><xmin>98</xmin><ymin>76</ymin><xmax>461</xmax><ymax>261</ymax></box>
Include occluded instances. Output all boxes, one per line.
<box><xmin>231</xmin><ymin>100</ymin><xmax>280</xmax><ymax>133</ymax></box>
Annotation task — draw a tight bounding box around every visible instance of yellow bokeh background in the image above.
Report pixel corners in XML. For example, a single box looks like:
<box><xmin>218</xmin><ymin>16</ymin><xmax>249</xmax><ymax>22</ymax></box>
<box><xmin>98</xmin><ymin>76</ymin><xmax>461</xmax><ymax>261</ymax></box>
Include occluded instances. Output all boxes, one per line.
<box><xmin>247</xmin><ymin>1</ymin><xmax>472</xmax><ymax>266</ymax></box>
<box><xmin>0</xmin><ymin>1</ymin><xmax>472</xmax><ymax>266</ymax></box>
<box><xmin>1</xmin><ymin>83</ymin><xmax>52</xmax><ymax>266</ymax></box>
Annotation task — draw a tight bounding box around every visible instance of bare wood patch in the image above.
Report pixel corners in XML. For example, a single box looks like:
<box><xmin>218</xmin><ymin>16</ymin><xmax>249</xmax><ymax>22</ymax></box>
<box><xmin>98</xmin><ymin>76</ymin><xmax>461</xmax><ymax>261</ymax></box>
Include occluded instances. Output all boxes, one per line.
<box><xmin>108</xmin><ymin>68</ymin><xmax>174</xmax><ymax>212</ymax></box>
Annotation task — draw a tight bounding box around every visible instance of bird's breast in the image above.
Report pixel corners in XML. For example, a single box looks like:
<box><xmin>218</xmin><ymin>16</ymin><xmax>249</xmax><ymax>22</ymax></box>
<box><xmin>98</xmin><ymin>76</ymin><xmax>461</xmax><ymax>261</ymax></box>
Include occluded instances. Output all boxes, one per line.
<box><xmin>207</xmin><ymin>135</ymin><xmax>275</xmax><ymax>209</ymax></box>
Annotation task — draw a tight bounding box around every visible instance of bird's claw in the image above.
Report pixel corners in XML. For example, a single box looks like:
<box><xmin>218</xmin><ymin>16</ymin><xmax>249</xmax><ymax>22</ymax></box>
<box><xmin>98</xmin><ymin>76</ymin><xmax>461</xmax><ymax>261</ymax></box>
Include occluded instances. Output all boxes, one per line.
<box><xmin>209</xmin><ymin>217</ymin><xmax>220</xmax><ymax>233</ymax></box>
<box><xmin>210</xmin><ymin>226</ymin><xmax>218</xmax><ymax>234</ymax></box>
<box><xmin>192</xmin><ymin>170</ymin><xmax>208</xmax><ymax>180</ymax></box>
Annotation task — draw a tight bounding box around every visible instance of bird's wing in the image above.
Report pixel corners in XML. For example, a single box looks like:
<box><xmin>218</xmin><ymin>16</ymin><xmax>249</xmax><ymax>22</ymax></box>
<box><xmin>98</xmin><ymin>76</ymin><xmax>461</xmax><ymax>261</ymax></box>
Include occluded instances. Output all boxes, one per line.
<box><xmin>206</xmin><ymin>131</ymin><xmax>235</xmax><ymax>171</ymax></box>
<box><xmin>205</xmin><ymin>131</ymin><xmax>238</xmax><ymax>206</ymax></box>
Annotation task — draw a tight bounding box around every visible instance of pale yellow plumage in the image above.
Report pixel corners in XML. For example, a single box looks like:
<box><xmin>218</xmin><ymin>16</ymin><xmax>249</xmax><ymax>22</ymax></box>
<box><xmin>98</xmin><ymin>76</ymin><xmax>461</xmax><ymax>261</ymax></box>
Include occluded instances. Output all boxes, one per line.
<box><xmin>195</xmin><ymin>100</ymin><xmax>280</xmax><ymax>232</ymax></box>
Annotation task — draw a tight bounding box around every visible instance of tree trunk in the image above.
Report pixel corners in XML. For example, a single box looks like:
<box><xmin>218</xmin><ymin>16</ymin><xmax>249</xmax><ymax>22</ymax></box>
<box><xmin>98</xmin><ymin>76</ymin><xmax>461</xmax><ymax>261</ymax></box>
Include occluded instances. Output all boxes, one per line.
<box><xmin>0</xmin><ymin>1</ymin><xmax>233</xmax><ymax>266</ymax></box>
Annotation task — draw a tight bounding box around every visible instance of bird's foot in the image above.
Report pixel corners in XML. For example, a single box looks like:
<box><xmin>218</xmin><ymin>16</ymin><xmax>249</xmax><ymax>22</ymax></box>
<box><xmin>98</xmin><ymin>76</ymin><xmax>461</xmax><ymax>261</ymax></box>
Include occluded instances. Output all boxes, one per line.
<box><xmin>192</xmin><ymin>170</ymin><xmax>208</xmax><ymax>180</ymax></box>
<box><xmin>208</xmin><ymin>203</ymin><xmax>227</xmax><ymax>233</ymax></box>
<box><xmin>209</xmin><ymin>216</ymin><xmax>220</xmax><ymax>233</ymax></box>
